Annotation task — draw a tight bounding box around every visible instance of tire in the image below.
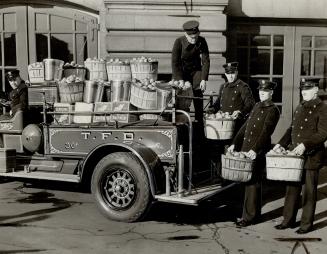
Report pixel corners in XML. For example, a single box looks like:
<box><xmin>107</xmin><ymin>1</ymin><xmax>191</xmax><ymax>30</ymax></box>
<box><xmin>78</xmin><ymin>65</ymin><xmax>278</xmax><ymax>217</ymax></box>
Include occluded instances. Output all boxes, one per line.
<box><xmin>91</xmin><ymin>152</ymin><xmax>151</xmax><ymax>222</ymax></box>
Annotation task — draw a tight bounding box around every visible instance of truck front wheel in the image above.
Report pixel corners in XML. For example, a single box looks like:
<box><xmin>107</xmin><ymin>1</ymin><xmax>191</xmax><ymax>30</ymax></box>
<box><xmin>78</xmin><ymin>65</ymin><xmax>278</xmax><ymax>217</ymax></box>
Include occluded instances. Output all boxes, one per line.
<box><xmin>91</xmin><ymin>152</ymin><xmax>151</xmax><ymax>222</ymax></box>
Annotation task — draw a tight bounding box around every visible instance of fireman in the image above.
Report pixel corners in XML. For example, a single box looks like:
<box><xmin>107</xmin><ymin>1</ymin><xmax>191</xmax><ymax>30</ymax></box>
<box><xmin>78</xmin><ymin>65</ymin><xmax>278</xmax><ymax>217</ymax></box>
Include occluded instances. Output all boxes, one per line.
<box><xmin>0</xmin><ymin>70</ymin><xmax>28</xmax><ymax>120</ymax></box>
<box><xmin>171</xmin><ymin>20</ymin><xmax>210</xmax><ymax>138</ymax></box>
<box><xmin>206</xmin><ymin>62</ymin><xmax>255</xmax><ymax>178</ymax></box>
<box><xmin>274</xmin><ymin>79</ymin><xmax>327</xmax><ymax>234</ymax></box>
<box><xmin>227</xmin><ymin>80</ymin><xmax>280</xmax><ymax>227</ymax></box>
<box><xmin>207</xmin><ymin>62</ymin><xmax>255</xmax><ymax>134</ymax></box>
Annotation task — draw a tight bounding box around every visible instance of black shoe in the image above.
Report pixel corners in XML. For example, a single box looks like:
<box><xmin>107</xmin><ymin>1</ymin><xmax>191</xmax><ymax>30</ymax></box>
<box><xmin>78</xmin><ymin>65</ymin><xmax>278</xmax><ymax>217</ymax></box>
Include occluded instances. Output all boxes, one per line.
<box><xmin>296</xmin><ymin>228</ymin><xmax>312</xmax><ymax>234</ymax></box>
<box><xmin>274</xmin><ymin>223</ymin><xmax>296</xmax><ymax>230</ymax></box>
<box><xmin>235</xmin><ymin>219</ymin><xmax>252</xmax><ymax>227</ymax></box>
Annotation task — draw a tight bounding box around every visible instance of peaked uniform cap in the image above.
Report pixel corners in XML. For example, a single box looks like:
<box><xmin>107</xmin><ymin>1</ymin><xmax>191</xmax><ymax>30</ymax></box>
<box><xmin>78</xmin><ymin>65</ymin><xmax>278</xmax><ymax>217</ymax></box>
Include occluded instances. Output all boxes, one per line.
<box><xmin>300</xmin><ymin>78</ymin><xmax>320</xmax><ymax>90</ymax></box>
<box><xmin>223</xmin><ymin>62</ymin><xmax>238</xmax><ymax>74</ymax></box>
<box><xmin>183</xmin><ymin>20</ymin><xmax>199</xmax><ymax>34</ymax></box>
<box><xmin>257</xmin><ymin>79</ymin><xmax>277</xmax><ymax>90</ymax></box>
<box><xmin>5</xmin><ymin>70</ymin><xmax>20</xmax><ymax>80</ymax></box>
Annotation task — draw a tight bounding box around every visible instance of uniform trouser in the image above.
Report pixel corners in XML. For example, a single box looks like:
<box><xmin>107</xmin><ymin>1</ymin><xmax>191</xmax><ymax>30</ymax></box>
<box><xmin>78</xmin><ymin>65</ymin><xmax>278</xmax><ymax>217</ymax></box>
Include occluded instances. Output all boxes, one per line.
<box><xmin>242</xmin><ymin>178</ymin><xmax>262</xmax><ymax>222</ymax></box>
<box><xmin>282</xmin><ymin>169</ymin><xmax>319</xmax><ymax>230</ymax></box>
<box><xmin>192</xmin><ymin>89</ymin><xmax>204</xmax><ymax>141</ymax></box>
<box><xmin>241</xmin><ymin>158</ymin><xmax>265</xmax><ymax>222</ymax></box>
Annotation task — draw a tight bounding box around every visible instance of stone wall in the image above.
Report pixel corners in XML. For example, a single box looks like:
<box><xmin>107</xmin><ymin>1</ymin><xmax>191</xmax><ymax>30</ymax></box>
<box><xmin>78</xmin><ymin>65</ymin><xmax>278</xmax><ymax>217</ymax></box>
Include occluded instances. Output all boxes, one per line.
<box><xmin>102</xmin><ymin>0</ymin><xmax>228</xmax><ymax>91</ymax></box>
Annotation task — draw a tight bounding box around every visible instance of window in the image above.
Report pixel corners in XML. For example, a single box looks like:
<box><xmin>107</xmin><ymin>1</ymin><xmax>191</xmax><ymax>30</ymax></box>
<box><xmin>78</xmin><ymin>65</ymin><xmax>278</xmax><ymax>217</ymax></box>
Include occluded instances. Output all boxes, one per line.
<box><xmin>34</xmin><ymin>13</ymin><xmax>89</xmax><ymax>65</ymax></box>
<box><xmin>235</xmin><ymin>33</ymin><xmax>284</xmax><ymax>113</ymax></box>
<box><xmin>301</xmin><ymin>35</ymin><xmax>327</xmax><ymax>78</ymax></box>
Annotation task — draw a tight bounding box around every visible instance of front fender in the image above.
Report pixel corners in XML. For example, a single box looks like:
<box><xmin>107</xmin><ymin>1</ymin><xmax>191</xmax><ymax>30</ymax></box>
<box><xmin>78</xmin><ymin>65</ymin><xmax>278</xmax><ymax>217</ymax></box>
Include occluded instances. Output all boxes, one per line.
<box><xmin>81</xmin><ymin>142</ymin><xmax>165</xmax><ymax>196</ymax></box>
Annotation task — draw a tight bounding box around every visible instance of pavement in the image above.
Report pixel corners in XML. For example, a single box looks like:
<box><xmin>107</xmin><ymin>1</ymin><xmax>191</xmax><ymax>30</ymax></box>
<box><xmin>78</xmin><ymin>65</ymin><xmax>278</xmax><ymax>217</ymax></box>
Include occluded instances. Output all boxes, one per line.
<box><xmin>0</xmin><ymin>169</ymin><xmax>327</xmax><ymax>254</ymax></box>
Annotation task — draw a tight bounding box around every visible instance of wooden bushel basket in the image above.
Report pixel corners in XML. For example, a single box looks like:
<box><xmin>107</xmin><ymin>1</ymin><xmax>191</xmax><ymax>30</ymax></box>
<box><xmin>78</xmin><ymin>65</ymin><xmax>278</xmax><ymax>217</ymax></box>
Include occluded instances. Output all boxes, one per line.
<box><xmin>106</xmin><ymin>62</ymin><xmax>132</xmax><ymax>81</ymax></box>
<box><xmin>130</xmin><ymin>83</ymin><xmax>157</xmax><ymax>109</ymax></box>
<box><xmin>205</xmin><ymin>118</ymin><xmax>235</xmax><ymax>140</ymax></box>
<box><xmin>221</xmin><ymin>154</ymin><xmax>253</xmax><ymax>182</ymax></box>
<box><xmin>130</xmin><ymin>61</ymin><xmax>158</xmax><ymax>81</ymax></box>
<box><xmin>58</xmin><ymin>81</ymin><xmax>84</xmax><ymax>103</ymax></box>
<box><xmin>266</xmin><ymin>154</ymin><xmax>304</xmax><ymax>182</ymax></box>
<box><xmin>84</xmin><ymin>60</ymin><xmax>107</xmax><ymax>81</ymax></box>
<box><xmin>28</xmin><ymin>63</ymin><xmax>45</xmax><ymax>83</ymax></box>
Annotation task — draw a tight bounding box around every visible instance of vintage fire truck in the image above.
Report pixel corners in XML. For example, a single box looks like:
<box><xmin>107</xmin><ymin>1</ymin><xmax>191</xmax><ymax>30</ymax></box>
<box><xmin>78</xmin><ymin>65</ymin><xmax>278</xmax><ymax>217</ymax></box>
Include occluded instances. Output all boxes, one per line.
<box><xmin>0</xmin><ymin>86</ymin><xmax>234</xmax><ymax>222</ymax></box>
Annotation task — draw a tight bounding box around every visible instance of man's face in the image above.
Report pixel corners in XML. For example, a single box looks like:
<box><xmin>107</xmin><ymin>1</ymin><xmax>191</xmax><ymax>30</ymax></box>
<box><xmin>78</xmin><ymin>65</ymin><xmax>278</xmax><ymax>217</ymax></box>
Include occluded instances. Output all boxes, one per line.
<box><xmin>301</xmin><ymin>87</ymin><xmax>318</xmax><ymax>101</ymax></box>
<box><xmin>259</xmin><ymin>90</ymin><xmax>273</xmax><ymax>102</ymax></box>
<box><xmin>187</xmin><ymin>32</ymin><xmax>199</xmax><ymax>44</ymax></box>
<box><xmin>225</xmin><ymin>71</ymin><xmax>237</xmax><ymax>83</ymax></box>
<box><xmin>8</xmin><ymin>76</ymin><xmax>21</xmax><ymax>89</ymax></box>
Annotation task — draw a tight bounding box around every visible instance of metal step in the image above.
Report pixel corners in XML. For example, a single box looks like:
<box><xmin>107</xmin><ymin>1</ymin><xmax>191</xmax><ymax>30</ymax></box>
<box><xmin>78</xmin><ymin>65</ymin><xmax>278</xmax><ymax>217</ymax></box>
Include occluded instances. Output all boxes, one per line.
<box><xmin>0</xmin><ymin>171</ymin><xmax>81</xmax><ymax>183</ymax></box>
<box><xmin>154</xmin><ymin>182</ymin><xmax>237</xmax><ymax>205</ymax></box>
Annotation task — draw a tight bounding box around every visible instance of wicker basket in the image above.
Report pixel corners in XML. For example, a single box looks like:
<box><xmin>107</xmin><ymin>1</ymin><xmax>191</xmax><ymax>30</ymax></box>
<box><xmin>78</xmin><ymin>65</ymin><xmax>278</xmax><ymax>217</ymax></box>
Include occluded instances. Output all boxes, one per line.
<box><xmin>58</xmin><ymin>81</ymin><xmax>84</xmax><ymax>103</ymax></box>
<box><xmin>221</xmin><ymin>154</ymin><xmax>253</xmax><ymax>182</ymax></box>
<box><xmin>130</xmin><ymin>83</ymin><xmax>157</xmax><ymax>109</ymax></box>
<box><xmin>63</xmin><ymin>67</ymin><xmax>86</xmax><ymax>81</ymax></box>
<box><xmin>205</xmin><ymin>118</ymin><xmax>235</xmax><ymax>140</ymax></box>
<box><xmin>130</xmin><ymin>61</ymin><xmax>158</xmax><ymax>81</ymax></box>
<box><xmin>28</xmin><ymin>63</ymin><xmax>45</xmax><ymax>83</ymax></box>
<box><xmin>106</xmin><ymin>62</ymin><xmax>132</xmax><ymax>81</ymax></box>
<box><xmin>266</xmin><ymin>154</ymin><xmax>304</xmax><ymax>182</ymax></box>
<box><xmin>84</xmin><ymin>60</ymin><xmax>107</xmax><ymax>81</ymax></box>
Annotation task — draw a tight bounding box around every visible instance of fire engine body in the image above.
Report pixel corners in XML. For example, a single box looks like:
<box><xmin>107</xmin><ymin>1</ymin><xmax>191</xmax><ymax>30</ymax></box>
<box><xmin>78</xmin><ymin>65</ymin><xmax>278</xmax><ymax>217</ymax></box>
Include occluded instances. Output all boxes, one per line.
<box><xmin>0</xmin><ymin>89</ymin><xmax>234</xmax><ymax>222</ymax></box>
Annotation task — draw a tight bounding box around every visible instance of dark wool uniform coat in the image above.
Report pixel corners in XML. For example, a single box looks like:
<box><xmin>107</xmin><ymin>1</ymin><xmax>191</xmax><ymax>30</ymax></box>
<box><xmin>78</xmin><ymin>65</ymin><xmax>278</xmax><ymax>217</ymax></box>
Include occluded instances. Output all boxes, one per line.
<box><xmin>278</xmin><ymin>98</ymin><xmax>327</xmax><ymax>170</ymax></box>
<box><xmin>232</xmin><ymin>100</ymin><xmax>280</xmax><ymax>222</ymax></box>
<box><xmin>9</xmin><ymin>81</ymin><xmax>28</xmax><ymax>115</ymax></box>
<box><xmin>212</xmin><ymin>79</ymin><xmax>255</xmax><ymax>118</ymax></box>
<box><xmin>233</xmin><ymin>100</ymin><xmax>280</xmax><ymax>154</ymax></box>
<box><xmin>171</xmin><ymin>35</ymin><xmax>210</xmax><ymax>89</ymax></box>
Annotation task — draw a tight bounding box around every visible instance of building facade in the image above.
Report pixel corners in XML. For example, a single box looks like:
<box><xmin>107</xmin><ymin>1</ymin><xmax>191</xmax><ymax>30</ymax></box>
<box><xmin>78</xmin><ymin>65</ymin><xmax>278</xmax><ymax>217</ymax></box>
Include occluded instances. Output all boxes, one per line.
<box><xmin>0</xmin><ymin>0</ymin><xmax>326</xmax><ymax>140</ymax></box>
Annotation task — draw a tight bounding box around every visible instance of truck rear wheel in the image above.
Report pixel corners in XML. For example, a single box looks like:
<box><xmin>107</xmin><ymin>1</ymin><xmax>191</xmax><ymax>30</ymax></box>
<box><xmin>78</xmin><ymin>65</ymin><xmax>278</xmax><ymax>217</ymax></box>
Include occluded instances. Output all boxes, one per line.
<box><xmin>91</xmin><ymin>152</ymin><xmax>151</xmax><ymax>222</ymax></box>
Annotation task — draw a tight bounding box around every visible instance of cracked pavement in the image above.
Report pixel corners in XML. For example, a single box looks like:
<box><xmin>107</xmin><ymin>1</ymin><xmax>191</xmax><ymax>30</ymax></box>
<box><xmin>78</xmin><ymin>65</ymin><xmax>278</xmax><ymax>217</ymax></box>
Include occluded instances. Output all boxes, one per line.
<box><xmin>0</xmin><ymin>169</ymin><xmax>327</xmax><ymax>254</ymax></box>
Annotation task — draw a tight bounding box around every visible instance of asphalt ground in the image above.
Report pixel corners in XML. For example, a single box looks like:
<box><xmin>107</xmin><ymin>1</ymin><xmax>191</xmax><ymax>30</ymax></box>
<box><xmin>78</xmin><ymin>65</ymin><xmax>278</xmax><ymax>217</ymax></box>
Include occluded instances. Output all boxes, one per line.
<box><xmin>0</xmin><ymin>168</ymin><xmax>327</xmax><ymax>253</ymax></box>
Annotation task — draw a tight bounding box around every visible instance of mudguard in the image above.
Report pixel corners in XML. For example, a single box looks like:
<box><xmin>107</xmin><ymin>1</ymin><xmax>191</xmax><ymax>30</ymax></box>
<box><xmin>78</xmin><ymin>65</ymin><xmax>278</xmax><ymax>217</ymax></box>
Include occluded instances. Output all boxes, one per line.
<box><xmin>81</xmin><ymin>142</ymin><xmax>165</xmax><ymax>196</ymax></box>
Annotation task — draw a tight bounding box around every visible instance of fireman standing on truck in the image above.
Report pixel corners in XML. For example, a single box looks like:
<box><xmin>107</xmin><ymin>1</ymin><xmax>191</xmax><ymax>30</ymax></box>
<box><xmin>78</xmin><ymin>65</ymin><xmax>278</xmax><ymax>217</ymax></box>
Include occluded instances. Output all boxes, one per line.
<box><xmin>274</xmin><ymin>79</ymin><xmax>327</xmax><ymax>234</ymax></box>
<box><xmin>171</xmin><ymin>20</ymin><xmax>210</xmax><ymax>138</ymax></box>
<box><xmin>227</xmin><ymin>80</ymin><xmax>280</xmax><ymax>227</ymax></box>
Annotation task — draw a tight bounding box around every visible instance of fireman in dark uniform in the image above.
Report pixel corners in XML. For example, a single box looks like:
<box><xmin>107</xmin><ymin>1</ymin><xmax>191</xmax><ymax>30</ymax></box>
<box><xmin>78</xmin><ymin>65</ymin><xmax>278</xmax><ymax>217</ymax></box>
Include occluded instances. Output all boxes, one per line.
<box><xmin>227</xmin><ymin>80</ymin><xmax>280</xmax><ymax>227</ymax></box>
<box><xmin>207</xmin><ymin>62</ymin><xmax>255</xmax><ymax>133</ymax></box>
<box><xmin>0</xmin><ymin>70</ymin><xmax>28</xmax><ymax>120</ymax></box>
<box><xmin>206</xmin><ymin>62</ymin><xmax>255</xmax><ymax>178</ymax></box>
<box><xmin>274</xmin><ymin>79</ymin><xmax>327</xmax><ymax>234</ymax></box>
<box><xmin>172</xmin><ymin>20</ymin><xmax>210</xmax><ymax>134</ymax></box>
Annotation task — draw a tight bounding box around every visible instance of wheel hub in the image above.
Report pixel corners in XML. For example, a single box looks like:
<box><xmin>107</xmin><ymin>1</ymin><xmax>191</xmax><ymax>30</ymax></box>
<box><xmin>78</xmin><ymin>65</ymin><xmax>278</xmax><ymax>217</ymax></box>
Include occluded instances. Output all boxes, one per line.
<box><xmin>104</xmin><ymin>170</ymin><xmax>136</xmax><ymax>209</ymax></box>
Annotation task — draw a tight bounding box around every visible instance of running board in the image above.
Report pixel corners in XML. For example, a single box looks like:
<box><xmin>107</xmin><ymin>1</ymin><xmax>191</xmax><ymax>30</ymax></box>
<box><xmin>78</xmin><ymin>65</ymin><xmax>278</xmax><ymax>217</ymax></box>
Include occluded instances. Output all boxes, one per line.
<box><xmin>0</xmin><ymin>171</ymin><xmax>80</xmax><ymax>183</ymax></box>
<box><xmin>154</xmin><ymin>182</ymin><xmax>237</xmax><ymax>205</ymax></box>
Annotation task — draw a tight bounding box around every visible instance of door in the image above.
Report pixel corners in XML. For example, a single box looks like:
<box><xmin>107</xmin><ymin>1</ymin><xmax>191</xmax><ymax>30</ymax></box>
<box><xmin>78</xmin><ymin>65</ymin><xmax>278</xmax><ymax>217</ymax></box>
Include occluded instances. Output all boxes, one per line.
<box><xmin>0</xmin><ymin>5</ymin><xmax>29</xmax><ymax>93</ymax></box>
<box><xmin>0</xmin><ymin>3</ymin><xmax>98</xmax><ymax>91</ymax></box>
<box><xmin>228</xmin><ymin>25</ymin><xmax>295</xmax><ymax>141</ymax></box>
